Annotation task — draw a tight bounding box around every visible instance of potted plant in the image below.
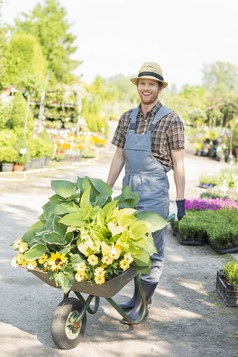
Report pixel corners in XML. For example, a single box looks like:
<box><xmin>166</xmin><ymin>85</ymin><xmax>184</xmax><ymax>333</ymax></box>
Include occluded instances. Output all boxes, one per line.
<box><xmin>0</xmin><ymin>146</ymin><xmax>18</xmax><ymax>172</ymax></box>
<box><xmin>11</xmin><ymin>177</ymin><xmax>167</xmax><ymax>293</ymax></box>
<box><xmin>199</xmin><ymin>174</ymin><xmax>219</xmax><ymax>188</ymax></box>
<box><xmin>216</xmin><ymin>260</ymin><xmax>238</xmax><ymax>307</ymax></box>
<box><xmin>13</xmin><ymin>137</ymin><xmax>31</xmax><ymax>171</ymax></box>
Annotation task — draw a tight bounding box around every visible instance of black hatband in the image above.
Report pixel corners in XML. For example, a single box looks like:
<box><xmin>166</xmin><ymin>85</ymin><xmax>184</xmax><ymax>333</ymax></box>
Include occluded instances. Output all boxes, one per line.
<box><xmin>138</xmin><ymin>71</ymin><xmax>164</xmax><ymax>81</ymax></box>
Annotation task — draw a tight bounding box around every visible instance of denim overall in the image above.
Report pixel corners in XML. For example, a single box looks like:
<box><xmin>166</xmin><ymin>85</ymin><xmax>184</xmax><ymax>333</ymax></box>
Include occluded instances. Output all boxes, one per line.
<box><xmin>122</xmin><ymin>105</ymin><xmax>172</xmax><ymax>284</ymax></box>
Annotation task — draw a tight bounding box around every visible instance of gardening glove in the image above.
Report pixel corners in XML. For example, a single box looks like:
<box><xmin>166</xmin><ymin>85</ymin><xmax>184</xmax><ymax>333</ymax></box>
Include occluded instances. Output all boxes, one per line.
<box><xmin>168</xmin><ymin>201</ymin><xmax>178</xmax><ymax>222</ymax></box>
<box><xmin>176</xmin><ymin>199</ymin><xmax>186</xmax><ymax>221</ymax></box>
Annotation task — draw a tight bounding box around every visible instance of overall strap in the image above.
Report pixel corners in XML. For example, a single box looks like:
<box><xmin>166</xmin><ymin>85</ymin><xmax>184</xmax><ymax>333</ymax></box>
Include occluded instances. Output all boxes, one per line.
<box><xmin>128</xmin><ymin>107</ymin><xmax>139</xmax><ymax>130</ymax></box>
<box><xmin>148</xmin><ymin>106</ymin><xmax>172</xmax><ymax>132</ymax></box>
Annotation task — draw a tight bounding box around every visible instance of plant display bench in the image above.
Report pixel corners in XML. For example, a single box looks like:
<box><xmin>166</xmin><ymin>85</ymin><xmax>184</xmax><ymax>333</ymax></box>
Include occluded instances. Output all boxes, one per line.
<box><xmin>27</xmin><ymin>267</ymin><xmax>146</xmax><ymax>350</ymax></box>
<box><xmin>216</xmin><ymin>269</ymin><xmax>238</xmax><ymax>307</ymax></box>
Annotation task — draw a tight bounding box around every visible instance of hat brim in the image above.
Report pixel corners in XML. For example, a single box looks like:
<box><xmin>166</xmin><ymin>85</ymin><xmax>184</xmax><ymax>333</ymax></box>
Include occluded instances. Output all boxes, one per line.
<box><xmin>130</xmin><ymin>76</ymin><xmax>168</xmax><ymax>88</ymax></box>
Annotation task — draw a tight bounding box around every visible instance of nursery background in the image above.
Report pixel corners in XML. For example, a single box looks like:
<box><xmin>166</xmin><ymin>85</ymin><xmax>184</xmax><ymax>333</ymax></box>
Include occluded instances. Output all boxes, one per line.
<box><xmin>0</xmin><ymin>0</ymin><xmax>238</xmax><ymax>355</ymax></box>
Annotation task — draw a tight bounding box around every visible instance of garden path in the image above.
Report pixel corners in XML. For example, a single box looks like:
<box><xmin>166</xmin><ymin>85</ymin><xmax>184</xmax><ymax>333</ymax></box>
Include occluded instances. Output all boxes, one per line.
<box><xmin>0</xmin><ymin>122</ymin><xmax>237</xmax><ymax>357</ymax></box>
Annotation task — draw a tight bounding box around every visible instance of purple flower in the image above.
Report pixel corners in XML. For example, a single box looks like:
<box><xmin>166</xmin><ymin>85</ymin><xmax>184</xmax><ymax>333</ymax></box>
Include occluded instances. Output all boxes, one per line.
<box><xmin>185</xmin><ymin>198</ymin><xmax>238</xmax><ymax>211</ymax></box>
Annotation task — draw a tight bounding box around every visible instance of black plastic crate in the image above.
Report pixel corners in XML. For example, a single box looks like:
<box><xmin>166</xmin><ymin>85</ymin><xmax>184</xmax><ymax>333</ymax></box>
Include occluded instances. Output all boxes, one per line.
<box><xmin>216</xmin><ymin>269</ymin><xmax>238</xmax><ymax>307</ymax></box>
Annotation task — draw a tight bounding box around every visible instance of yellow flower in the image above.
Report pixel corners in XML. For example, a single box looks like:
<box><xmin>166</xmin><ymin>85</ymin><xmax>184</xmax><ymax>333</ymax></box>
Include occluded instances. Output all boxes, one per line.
<box><xmin>102</xmin><ymin>255</ymin><xmax>113</xmax><ymax>266</ymax></box>
<box><xmin>120</xmin><ymin>259</ymin><xmax>130</xmax><ymax>271</ymax></box>
<box><xmin>94</xmin><ymin>275</ymin><xmax>105</xmax><ymax>285</ymax></box>
<box><xmin>38</xmin><ymin>254</ymin><xmax>48</xmax><ymax>265</ymax></box>
<box><xmin>13</xmin><ymin>238</ymin><xmax>22</xmax><ymax>250</ymax></box>
<box><xmin>87</xmin><ymin>254</ymin><xmax>98</xmax><ymax>266</ymax></box>
<box><xmin>75</xmin><ymin>271</ymin><xmax>85</xmax><ymax>282</ymax></box>
<box><xmin>48</xmin><ymin>252</ymin><xmax>67</xmax><ymax>271</ymax></box>
<box><xmin>124</xmin><ymin>253</ymin><xmax>133</xmax><ymax>264</ymax></box>
<box><xmin>110</xmin><ymin>246</ymin><xmax>121</xmax><ymax>260</ymax></box>
<box><xmin>15</xmin><ymin>253</ymin><xmax>24</xmax><ymax>265</ymax></box>
<box><xmin>76</xmin><ymin>262</ymin><xmax>87</xmax><ymax>272</ymax></box>
<box><xmin>94</xmin><ymin>267</ymin><xmax>105</xmax><ymax>277</ymax></box>
<box><xmin>18</xmin><ymin>242</ymin><xmax>28</xmax><ymax>253</ymax></box>
<box><xmin>26</xmin><ymin>261</ymin><xmax>37</xmax><ymax>270</ymax></box>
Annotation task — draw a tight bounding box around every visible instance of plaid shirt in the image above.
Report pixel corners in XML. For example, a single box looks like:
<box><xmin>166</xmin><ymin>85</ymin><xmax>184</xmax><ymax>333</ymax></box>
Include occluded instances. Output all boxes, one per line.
<box><xmin>111</xmin><ymin>101</ymin><xmax>184</xmax><ymax>168</ymax></box>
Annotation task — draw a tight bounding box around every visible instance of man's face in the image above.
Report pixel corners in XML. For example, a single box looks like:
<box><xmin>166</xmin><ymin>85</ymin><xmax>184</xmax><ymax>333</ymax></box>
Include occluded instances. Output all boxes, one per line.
<box><xmin>137</xmin><ymin>78</ymin><xmax>162</xmax><ymax>106</ymax></box>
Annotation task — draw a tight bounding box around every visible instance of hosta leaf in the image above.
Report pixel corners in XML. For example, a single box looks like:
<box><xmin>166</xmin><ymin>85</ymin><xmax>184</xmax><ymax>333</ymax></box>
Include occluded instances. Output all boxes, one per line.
<box><xmin>131</xmin><ymin>237</ymin><xmax>147</xmax><ymax>249</ymax></box>
<box><xmin>54</xmin><ymin>202</ymin><xmax>80</xmax><ymax>216</ymax></box>
<box><xmin>23</xmin><ymin>243</ymin><xmax>46</xmax><ymax>261</ymax></box>
<box><xmin>42</xmin><ymin>204</ymin><xmax>55</xmax><ymax>222</ymax></box>
<box><xmin>114</xmin><ymin>186</ymin><xmax>139</xmax><ymax>208</ymax></box>
<box><xmin>135</xmin><ymin>211</ymin><xmax>167</xmax><ymax>232</ymax></box>
<box><xmin>54</xmin><ymin>272</ymin><xmax>75</xmax><ymax>293</ymax></box>
<box><xmin>43</xmin><ymin>232</ymin><xmax>64</xmax><ymax>245</ymax></box>
<box><xmin>103</xmin><ymin>200</ymin><xmax>118</xmax><ymax>217</ymax></box>
<box><xmin>130</xmin><ymin>248</ymin><xmax>150</xmax><ymax>265</ymax></box>
<box><xmin>21</xmin><ymin>220</ymin><xmax>45</xmax><ymax>242</ymax></box>
<box><xmin>51</xmin><ymin>180</ymin><xmax>77</xmax><ymax>199</ymax></box>
<box><xmin>80</xmin><ymin>186</ymin><xmax>91</xmax><ymax>208</ymax></box>
<box><xmin>48</xmin><ymin>194</ymin><xmax>65</xmax><ymax>204</ymax></box>
<box><xmin>59</xmin><ymin>212</ymin><xmax>85</xmax><ymax>227</ymax></box>
<box><xmin>64</xmin><ymin>231</ymin><xmax>74</xmax><ymax>245</ymax></box>
<box><xmin>129</xmin><ymin>221</ymin><xmax>148</xmax><ymax>240</ymax></box>
<box><xmin>65</xmin><ymin>188</ymin><xmax>81</xmax><ymax>202</ymax></box>
<box><xmin>53</xmin><ymin>216</ymin><xmax>67</xmax><ymax>236</ymax></box>
<box><xmin>119</xmin><ymin>214</ymin><xmax>137</xmax><ymax>228</ymax></box>
<box><xmin>59</xmin><ymin>247</ymin><xmax>72</xmax><ymax>255</ymax></box>
<box><xmin>88</xmin><ymin>177</ymin><xmax>112</xmax><ymax>196</ymax></box>
<box><xmin>94</xmin><ymin>193</ymin><xmax>110</xmax><ymax>207</ymax></box>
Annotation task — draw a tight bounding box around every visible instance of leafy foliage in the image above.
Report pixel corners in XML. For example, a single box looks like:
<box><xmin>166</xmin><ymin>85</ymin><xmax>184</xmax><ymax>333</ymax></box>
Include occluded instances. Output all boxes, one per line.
<box><xmin>12</xmin><ymin>0</ymin><xmax>80</xmax><ymax>84</ymax></box>
<box><xmin>223</xmin><ymin>260</ymin><xmax>238</xmax><ymax>286</ymax></box>
<box><xmin>1</xmin><ymin>32</ymin><xmax>47</xmax><ymax>88</ymax></box>
<box><xmin>7</xmin><ymin>91</ymin><xmax>34</xmax><ymax>133</ymax></box>
<box><xmin>12</xmin><ymin>177</ymin><xmax>167</xmax><ymax>293</ymax></box>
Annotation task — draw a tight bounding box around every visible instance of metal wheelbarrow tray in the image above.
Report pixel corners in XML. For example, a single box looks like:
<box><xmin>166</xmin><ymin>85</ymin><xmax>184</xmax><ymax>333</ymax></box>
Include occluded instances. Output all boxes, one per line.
<box><xmin>26</xmin><ymin>267</ymin><xmax>147</xmax><ymax>350</ymax></box>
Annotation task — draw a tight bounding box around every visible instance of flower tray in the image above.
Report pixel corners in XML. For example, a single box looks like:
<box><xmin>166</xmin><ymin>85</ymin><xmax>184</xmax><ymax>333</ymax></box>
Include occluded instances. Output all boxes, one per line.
<box><xmin>27</xmin><ymin>267</ymin><xmax>138</xmax><ymax>298</ymax></box>
<box><xmin>209</xmin><ymin>242</ymin><xmax>238</xmax><ymax>254</ymax></box>
<box><xmin>216</xmin><ymin>269</ymin><xmax>238</xmax><ymax>307</ymax></box>
<box><xmin>173</xmin><ymin>231</ymin><xmax>204</xmax><ymax>246</ymax></box>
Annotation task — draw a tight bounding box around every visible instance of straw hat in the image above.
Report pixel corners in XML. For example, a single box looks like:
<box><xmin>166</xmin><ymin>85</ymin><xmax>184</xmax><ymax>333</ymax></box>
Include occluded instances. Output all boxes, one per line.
<box><xmin>130</xmin><ymin>62</ymin><xmax>168</xmax><ymax>88</ymax></box>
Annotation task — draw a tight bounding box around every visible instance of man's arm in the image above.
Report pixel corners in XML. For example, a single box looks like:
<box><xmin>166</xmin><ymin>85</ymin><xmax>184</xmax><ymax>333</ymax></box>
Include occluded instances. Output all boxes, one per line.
<box><xmin>107</xmin><ymin>147</ymin><xmax>125</xmax><ymax>188</ymax></box>
<box><xmin>171</xmin><ymin>148</ymin><xmax>185</xmax><ymax>200</ymax></box>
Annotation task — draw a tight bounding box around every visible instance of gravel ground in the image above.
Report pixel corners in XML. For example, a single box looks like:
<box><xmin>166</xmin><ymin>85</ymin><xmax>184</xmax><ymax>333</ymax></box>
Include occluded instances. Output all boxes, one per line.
<box><xmin>0</xmin><ymin>127</ymin><xmax>238</xmax><ymax>357</ymax></box>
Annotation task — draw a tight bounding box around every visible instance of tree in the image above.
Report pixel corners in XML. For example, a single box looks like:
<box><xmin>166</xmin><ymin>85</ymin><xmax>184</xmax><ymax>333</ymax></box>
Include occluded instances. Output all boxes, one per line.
<box><xmin>12</xmin><ymin>0</ymin><xmax>80</xmax><ymax>84</ymax></box>
<box><xmin>202</xmin><ymin>61</ymin><xmax>238</xmax><ymax>94</ymax></box>
<box><xmin>8</xmin><ymin>91</ymin><xmax>34</xmax><ymax>134</ymax></box>
<box><xmin>1</xmin><ymin>32</ymin><xmax>47</xmax><ymax>88</ymax></box>
<box><xmin>82</xmin><ymin>76</ymin><xmax>109</xmax><ymax>133</ymax></box>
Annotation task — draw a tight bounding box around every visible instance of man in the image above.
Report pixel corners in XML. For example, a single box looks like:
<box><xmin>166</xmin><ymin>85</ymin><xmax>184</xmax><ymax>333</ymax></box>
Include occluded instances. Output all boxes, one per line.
<box><xmin>107</xmin><ymin>62</ymin><xmax>185</xmax><ymax>324</ymax></box>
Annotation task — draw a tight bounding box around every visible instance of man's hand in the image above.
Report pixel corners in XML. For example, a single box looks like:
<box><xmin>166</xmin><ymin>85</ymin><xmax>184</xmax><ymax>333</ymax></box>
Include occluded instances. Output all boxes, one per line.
<box><xmin>176</xmin><ymin>199</ymin><xmax>185</xmax><ymax>220</ymax></box>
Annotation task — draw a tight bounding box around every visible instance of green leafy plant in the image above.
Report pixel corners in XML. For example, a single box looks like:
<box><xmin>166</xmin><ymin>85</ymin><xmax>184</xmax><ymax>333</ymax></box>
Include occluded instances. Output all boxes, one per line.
<box><xmin>0</xmin><ymin>146</ymin><xmax>18</xmax><ymax>163</ymax></box>
<box><xmin>176</xmin><ymin>209</ymin><xmax>238</xmax><ymax>248</ymax></box>
<box><xmin>223</xmin><ymin>260</ymin><xmax>238</xmax><ymax>286</ymax></box>
<box><xmin>199</xmin><ymin>174</ymin><xmax>219</xmax><ymax>186</ymax></box>
<box><xmin>12</xmin><ymin>177</ymin><xmax>167</xmax><ymax>293</ymax></box>
<box><xmin>14</xmin><ymin>137</ymin><xmax>31</xmax><ymax>165</ymax></box>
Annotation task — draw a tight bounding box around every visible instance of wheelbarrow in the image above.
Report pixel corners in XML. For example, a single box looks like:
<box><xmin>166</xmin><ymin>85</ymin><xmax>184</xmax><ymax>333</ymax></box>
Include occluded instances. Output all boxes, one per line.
<box><xmin>28</xmin><ymin>267</ymin><xmax>147</xmax><ymax>350</ymax></box>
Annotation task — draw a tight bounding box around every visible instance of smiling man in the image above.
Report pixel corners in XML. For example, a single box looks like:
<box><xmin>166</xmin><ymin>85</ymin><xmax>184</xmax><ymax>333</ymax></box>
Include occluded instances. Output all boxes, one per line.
<box><xmin>107</xmin><ymin>62</ymin><xmax>185</xmax><ymax>324</ymax></box>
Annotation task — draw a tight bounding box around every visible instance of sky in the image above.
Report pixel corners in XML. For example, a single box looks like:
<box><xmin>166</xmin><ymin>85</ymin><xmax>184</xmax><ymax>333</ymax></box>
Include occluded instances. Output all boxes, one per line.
<box><xmin>1</xmin><ymin>0</ymin><xmax>238</xmax><ymax>90</ymax></box>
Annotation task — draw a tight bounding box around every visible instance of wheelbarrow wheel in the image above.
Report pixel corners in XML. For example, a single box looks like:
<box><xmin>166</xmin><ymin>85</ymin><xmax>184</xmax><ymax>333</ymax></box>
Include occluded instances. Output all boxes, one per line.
<box><xmin>51</xmin><ymin>297</ymin><xmax>87</xmax><ymax>350</ymax></box>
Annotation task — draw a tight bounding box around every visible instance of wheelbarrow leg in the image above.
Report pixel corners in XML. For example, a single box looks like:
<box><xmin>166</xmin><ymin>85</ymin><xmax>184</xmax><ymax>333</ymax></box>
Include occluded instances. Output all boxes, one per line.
<box><xmin>121</xmin><ymin>279</ymin><xmax>157</xmax><ymax>324</ymax></box>
<box><xmin>106</xmin><ymin>273</ymin><xmax>148</xmax><ymax>325</ymax></box>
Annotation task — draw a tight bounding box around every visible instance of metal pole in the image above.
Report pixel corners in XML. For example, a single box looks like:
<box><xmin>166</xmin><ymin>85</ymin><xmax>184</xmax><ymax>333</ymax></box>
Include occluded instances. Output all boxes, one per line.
<box><xmin>38</xmin><ymin>91</ymin><xmax>45</xmax><ymax>133</ymax></box>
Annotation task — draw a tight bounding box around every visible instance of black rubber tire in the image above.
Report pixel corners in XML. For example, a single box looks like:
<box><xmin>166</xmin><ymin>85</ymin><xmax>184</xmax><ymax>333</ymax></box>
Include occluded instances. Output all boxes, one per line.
<box><xmin>51</xmin><ymin>297</ymin><xmax>87</xmax><ymax>350</ymax></box>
